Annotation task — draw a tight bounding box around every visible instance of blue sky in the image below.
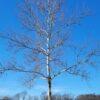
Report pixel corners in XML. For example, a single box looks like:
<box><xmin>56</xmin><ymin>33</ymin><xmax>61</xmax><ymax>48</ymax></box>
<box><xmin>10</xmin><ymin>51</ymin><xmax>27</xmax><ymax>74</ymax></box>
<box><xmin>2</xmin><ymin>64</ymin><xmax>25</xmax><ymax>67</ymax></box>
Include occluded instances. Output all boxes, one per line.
<box><xmin>0</xmin><ymin>0</ymin><xmax>100</xmax><ymax>97</ymax></box>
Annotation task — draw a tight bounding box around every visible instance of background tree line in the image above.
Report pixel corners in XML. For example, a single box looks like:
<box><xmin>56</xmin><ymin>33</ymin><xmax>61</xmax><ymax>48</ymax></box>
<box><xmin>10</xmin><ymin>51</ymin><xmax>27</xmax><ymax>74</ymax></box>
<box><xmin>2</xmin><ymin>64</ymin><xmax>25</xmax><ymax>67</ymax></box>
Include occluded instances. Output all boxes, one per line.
<box><xmin>0</xmin><ymin>91</ymin><xmax>100</xmax><ymax>100</ymax></box>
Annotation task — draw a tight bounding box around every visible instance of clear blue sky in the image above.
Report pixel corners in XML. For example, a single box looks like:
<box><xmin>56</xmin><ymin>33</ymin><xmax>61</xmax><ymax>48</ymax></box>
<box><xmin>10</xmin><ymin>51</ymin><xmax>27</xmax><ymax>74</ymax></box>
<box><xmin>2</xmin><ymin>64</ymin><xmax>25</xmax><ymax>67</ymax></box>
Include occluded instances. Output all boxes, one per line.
<box><xmin>0</xmin><ymin>0</ymin><xmax>100</xmax><ymax>97</ymax></box>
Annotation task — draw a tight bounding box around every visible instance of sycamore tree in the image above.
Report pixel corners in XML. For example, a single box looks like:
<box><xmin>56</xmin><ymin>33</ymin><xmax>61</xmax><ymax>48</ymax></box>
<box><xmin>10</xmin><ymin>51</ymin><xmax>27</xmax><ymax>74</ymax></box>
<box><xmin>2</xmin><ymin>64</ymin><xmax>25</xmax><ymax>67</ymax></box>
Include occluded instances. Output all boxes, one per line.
<box><xmin>0</xmin><ymin>0</ymin><xmax>99</xmax><ymax>100</ymax></box>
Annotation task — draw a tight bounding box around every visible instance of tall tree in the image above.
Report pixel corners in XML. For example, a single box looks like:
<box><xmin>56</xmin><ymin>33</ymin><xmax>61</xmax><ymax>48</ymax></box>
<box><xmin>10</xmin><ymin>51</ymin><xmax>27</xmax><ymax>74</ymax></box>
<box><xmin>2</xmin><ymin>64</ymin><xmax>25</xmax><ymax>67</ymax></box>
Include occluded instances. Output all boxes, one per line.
<box><xmin>0</xmin><ymin>0</ymin><xmax>99</xmax><ymax>100</ymax></box>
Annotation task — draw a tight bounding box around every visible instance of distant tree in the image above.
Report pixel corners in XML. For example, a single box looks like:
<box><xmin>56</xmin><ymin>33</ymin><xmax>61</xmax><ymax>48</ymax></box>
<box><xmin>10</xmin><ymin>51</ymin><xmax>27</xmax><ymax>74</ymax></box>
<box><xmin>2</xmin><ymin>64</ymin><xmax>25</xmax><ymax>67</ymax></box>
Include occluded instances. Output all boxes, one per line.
<box><xmin>0</xmin><ymin>0</ymin><xmax>100</xmax><ymax>100</ymax></box>
<box><xmin>41</xmin><ymin>92</ymin><xmax>48</xmax><ymax>100</ymax></box>
<box><xmin>28</xmin><ymin>95</ymin><xmax>34</xmax><ymax>100</ymax></box>
<box><xmin>76</xmin><ymin>94</ymin><xmax>100</xmax><ymax>100</ymax></box>
<box><xmin>13</xmin><ymin>93</ymin><xmax>20</xmax><ymax>100</ymax></box>
<box><xmin>34</xmin><ymin>96</ymin><xmax>39</xmax><ymax>100</ymax></box>
<box><xmin>41</xmin><ymin>93</ymin><xmax>73</xmax><ymax>100</ymax></box>
<box><xmin>21</xmin><ymin>91</ymin><xmax>27</xmax><ymax>100</ymax></box>
<box><xmin>13</xmin><ymin>91</ymin><xmax>27</xmax><ymax>100</ymax></box>
<box><xmin>50</xmin><ymin>94</ymin><xmax>73</xmax><ymax>100</ymax></box>
<box><xmin>2</xmin><ymin>96</ymin><xmax>11</xmax><ymax>100</ymax></box>
<box><xmin>62</xmin><ymin>94</ymin><xmax>73</xmax><ymax>100</ymax></box>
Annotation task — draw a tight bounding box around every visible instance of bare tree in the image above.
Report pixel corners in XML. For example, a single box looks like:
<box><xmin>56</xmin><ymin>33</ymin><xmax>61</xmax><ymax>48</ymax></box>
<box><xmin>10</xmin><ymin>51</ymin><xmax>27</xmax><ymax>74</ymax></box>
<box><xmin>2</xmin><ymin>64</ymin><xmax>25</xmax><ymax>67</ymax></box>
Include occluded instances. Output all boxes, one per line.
<box><xmin>0</xmin><ymin>0</ymin><xmax>100</xmax><ymax>100</ymax></box>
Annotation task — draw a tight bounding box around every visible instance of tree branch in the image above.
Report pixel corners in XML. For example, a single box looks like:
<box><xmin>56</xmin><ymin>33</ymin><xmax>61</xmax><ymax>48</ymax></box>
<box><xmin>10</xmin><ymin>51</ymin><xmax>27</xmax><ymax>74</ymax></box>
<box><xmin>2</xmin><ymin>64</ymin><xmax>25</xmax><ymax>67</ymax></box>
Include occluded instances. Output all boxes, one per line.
<box><xmin>52</xmin><ymin>49</ymin><xmax>99</xmax><ymax>79</ymax></box>
<box><xmin>0</xmin><ymin>63</ymin><xmax>47</xmax><ymax>79</ymax></box>
<box><xmin>0</xmin><ymin>34</ymin><xmax>47</xmax><ymax>55</ymax></box>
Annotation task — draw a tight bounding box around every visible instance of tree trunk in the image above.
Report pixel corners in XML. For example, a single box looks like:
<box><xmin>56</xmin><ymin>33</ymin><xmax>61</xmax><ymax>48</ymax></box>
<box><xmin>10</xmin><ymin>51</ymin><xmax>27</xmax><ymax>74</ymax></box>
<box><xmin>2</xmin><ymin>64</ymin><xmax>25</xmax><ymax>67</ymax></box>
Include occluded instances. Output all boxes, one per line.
<box><xmin>48</xmin><ymin>77</ymin><xmax>52</xmax><ymax>100</ymax></box>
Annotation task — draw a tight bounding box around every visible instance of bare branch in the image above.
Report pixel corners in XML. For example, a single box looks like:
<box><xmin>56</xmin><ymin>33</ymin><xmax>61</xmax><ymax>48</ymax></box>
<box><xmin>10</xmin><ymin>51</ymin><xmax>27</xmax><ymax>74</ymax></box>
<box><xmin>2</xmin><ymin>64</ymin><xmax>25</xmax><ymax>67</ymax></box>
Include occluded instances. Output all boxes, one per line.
<box><xmin>0</xmin><ymin>59</ymin><xmax>47</xmax><ymax>79</ymax></box>
<box><xmin>52</xmin><ymin>48</ymin><xmax>99</xmax><ymax>79</ymax></box>
<box><xmin>0</xmin><ymin>62</ymin><xmax>47</xmax><ymax>79</ymax></box>
<box><xmin>0</xmin><ymin>33</ymin><xmax>48</xmax><ymax>56</ymax></box>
